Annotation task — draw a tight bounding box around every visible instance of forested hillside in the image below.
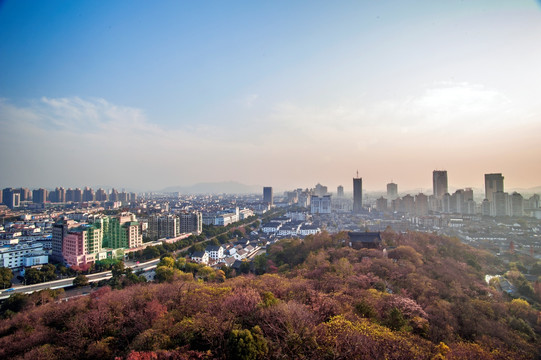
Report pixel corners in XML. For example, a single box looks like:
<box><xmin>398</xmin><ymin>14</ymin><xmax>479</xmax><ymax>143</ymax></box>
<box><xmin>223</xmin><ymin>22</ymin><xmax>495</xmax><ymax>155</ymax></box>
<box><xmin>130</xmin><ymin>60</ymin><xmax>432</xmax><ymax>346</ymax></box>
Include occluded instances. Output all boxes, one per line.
<box><xmin>0</xmin><ymin>231</ymin><xmax>539</xmax><ymax>359</ymax></box>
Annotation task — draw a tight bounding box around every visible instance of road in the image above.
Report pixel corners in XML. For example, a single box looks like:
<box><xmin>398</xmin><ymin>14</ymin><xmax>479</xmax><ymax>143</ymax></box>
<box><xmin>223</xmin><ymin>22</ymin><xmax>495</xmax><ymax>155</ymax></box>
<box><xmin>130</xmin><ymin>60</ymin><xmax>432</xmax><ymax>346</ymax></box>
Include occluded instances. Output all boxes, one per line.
<box><xmin>0</xmin><ymin>259</ymin><xmax>159</xmax><ymax>300</ymax></box>
<box><xmin>0</xmin><ymin>217</ymin><xmax>262</xmax><ymax>300</ymax></box>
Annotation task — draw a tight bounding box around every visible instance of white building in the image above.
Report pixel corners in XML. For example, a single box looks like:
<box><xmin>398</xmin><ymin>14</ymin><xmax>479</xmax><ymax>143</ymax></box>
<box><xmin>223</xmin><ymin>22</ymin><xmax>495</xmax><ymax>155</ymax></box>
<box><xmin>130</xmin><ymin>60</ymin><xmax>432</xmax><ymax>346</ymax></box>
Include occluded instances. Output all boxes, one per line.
<box><xmin>0</xmin><ymin>242</ymin><xmax>48</xmax><ymax>270</ymax></box>
<box><xmin>311</xmin><ymin>195</ymin><xmax>332</xmax><ymax>214</ymax></box>
<box><xmin>205</xmin><ymin>245</ymin><xmax>225</xmax><ymax>260</ymax></box>
<box><xmin>191</xmin><ymin>251</ymin><xmax>209</xmax><ymax>265</ymax></box>
<box><xmin>261</xmin><ymin>222</ymin><xmax>282</xmax><ymax>234</ymax></box>
<box><xmin>298</xmin><ymin>224</ymin><xmax>321</xmax><ymax>236</ymax></box>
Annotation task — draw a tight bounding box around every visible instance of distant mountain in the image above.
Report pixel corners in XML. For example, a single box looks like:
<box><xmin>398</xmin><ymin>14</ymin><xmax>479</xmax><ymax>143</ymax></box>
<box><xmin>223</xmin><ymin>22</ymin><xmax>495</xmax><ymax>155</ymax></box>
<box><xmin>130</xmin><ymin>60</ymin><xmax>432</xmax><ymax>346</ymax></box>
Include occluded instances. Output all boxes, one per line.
<box><xmin>161</xmin><ymin>181</ymin><xmax>261</xmax><ymax>194</ymax></box>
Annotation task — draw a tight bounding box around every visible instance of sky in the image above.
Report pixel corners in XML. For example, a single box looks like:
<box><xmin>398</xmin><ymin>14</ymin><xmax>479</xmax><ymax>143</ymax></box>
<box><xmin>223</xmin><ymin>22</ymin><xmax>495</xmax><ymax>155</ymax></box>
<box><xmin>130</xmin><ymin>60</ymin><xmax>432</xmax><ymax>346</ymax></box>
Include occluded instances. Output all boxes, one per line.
<box><xmin>1</xmin><ymin>0</ymin><xmax>540</xmax><ymax>193</ymax></box>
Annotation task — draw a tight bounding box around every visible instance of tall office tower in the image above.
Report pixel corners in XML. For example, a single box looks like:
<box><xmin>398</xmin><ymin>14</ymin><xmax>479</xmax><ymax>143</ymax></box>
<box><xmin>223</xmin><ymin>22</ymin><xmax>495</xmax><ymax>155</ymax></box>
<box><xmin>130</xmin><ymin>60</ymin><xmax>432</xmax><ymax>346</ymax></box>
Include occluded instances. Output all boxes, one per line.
<box><xmin>73</xmin><ymin>188</ymin><xmax>83</xmax><ymax>203</ymax></box>
<box><xmin>485</xmin><ymin>173</ymin><xmax>504</xmax><ymax>201</ymax></box>
<box><xmin>263</xmin><ymin>187</ymin><xmax>273</xmax><ymax>205</ymax></box>
<box><xmin>129</xmin><ymin>192</ymin><xmax>137</xmax><ymax>203</ymax></box>
<box><xmin>353</xmin><ymin>175</ymin><xmax>362</xmax><ymax>213</ymax></box>
<box><xmin>337</xmin><ymin>185</ymin><xmax>344</xmax><ymax>198</ymax></box>
<box><xmin>0</xmin><ymin>190</ymin><xmax>2</xmax><ymax>204</ymax></box>
<box><xmin>95</xmin><ymin>188</ymin><xmax>107</xmax><ymax>201</ymax></box>
<box><xmin>180</xmin><ymin>211</ymin><xmax>203</xmax><ymax>235</ymax></box>
<box><xmin>432</xmin><ymin>170</ymin><xmax>448</xmax><ymax>199</ymax></box>
<box><xmin>387</xmin><ymin>182</ymin><xmax>398</xmax><ymax>199</ymax></box>
<box><xmin>32</xmin><ymin>188</ymin><xmax>48</xmax><ymax>204</ymax></box>
<box><xmin>82</xmin><ymin>187</ymin><xmax>95</xmax><ymax>202</ymax></box>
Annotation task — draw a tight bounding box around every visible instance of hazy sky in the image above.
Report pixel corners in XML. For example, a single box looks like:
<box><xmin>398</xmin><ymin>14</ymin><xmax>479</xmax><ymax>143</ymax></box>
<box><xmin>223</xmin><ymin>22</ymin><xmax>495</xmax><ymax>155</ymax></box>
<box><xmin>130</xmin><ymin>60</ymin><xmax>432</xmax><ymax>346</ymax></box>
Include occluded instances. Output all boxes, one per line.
<box><xmin>1</xmin><ymin>0</ymin><xmax>540</xmax><ymax>192</ymax></box>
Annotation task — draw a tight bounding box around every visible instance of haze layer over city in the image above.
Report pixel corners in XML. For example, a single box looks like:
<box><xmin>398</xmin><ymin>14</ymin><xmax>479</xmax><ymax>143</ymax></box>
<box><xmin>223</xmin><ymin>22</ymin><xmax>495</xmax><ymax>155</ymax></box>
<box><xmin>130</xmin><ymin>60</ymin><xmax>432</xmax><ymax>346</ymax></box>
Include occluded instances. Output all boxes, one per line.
<box><xmin>1</xmin><ymin>1</ymin><xmax>541</xmax><ymax>192</ymax></box>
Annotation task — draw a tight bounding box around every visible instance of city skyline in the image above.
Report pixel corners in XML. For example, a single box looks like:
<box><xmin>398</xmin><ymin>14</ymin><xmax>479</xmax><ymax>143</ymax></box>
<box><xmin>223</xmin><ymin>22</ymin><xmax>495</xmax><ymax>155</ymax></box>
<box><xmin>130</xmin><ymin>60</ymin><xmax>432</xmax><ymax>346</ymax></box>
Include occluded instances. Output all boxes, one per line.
<box><xmin>1</xmin><ymin>1</ymin><xmax>541</xmax><ymax>191</ymax></box>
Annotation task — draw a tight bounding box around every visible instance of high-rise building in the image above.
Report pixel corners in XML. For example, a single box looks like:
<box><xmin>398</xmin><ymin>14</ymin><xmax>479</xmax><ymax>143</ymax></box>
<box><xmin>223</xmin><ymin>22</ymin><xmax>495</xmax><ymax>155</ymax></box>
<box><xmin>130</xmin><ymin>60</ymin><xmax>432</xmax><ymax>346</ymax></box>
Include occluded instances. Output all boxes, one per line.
<box><xmin>15</xmin><ymin>188</ymin><xmax>31</xmax><ymax>201</ymax></box>
<box><xmin>485</xmin><ymin>173</ymin><xmax>504</xmax><ymax>201</ymax></box>
<box><xmin>376</xmin><ymin>197</ymin><xmax>388</xmax><ymax>212</ymax></box>
<box><xmin>32</xmin><ymin>188</ymin><xmax>48</xmax><ymax>204</ymax></box>
<box><xmin>337</xmin><ymin>185</ymin><xmax>344</xmax><ymax>198</ymax></box>
<box><xmin>263</xmin><ymin>187</ymin><xmax>273</xmax><ymax>205</ymax></box>
<box><xmin>51</xmin><ymin>217</ymin><xmax>78</xmax><ymax>262</ymax></box>
<box><xmin>95</xmin><ymin>188</ymin><xmax>107</xmax><ymax>201</ymax></box>
<box><xmin>353</xmin><ymin>176</ymin><xmax>362</xmax><ymax>213</ymax></box>
<box><xmin>401</xmin><ymin>194</ymin><xmax>415</xmax><ymax>214</ymax></box>
<box><xmin>432</xmin><ymin>170</ymin><xmax>448</xmax><ymax>199</ymax></box>
<box><xmin>66</xmin><ymin>188</ymin><xmax>74</xmax><ymax>202</ymax></box>
<box><xmin>314</xmin><ymin>183</ymin><xmax>328</xmax><ymax>196</ymax></box>
<box><xmin>180</xmin><ymin>211</ymin><xmax>203</xmax><ymax>235</ymax></box>
<box><xmin>82</xmin><ymin>187</ymin><xmax>95</xmax><ymax>202</ymax></box>
<box><xmin>2</xmin><ymin>188</ymin><xmax>20</xmax><ymax>209</ymax></box>
<box><xmin>106</xmin><ymin>212</ymin><xmax>143</xmax><ymax>249</ymax></box>
<box><xmin>51</xmin><ymin>187</ymin><xmax>66</xmax><ymax>203</ymax></box>
<box><xmin>415</xmin><ymin>193</ymin><xmax>429</xmax><ymax>216</ymax></box>
<box><xmin>148</xmin><ymin>214</ymin><xmax>179</xmax><ymax>240</ymax></box>
<box><xmin>387</xmin><ymin>182</ymin><xmax>398</xmax><ymax>200</ymax></box>
<box><xmin>110</xmin><ymin>188</ymin><xmax>119</xmax><ymax>202</ymax></box>
<box><xmin>492</xmin><ymin>191</ymin><xmax>508</xmax><ymax>217</ymax></box>
<box><xmin>510</xmin><ymin>192</ymin><xmax>524</xmax><ymax>217</ymax></box>
<box><xmin>73</xmin><ymin>188</ymin><xmax>83</xmax><ymax>203</ymax></box>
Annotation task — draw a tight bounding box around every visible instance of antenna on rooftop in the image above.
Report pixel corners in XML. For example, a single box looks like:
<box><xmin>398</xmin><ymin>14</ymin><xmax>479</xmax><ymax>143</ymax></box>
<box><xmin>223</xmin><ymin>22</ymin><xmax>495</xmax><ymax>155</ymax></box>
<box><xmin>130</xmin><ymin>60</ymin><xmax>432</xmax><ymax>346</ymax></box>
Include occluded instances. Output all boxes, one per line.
<box><xmin>356</xmin><ymin>170</ymin><xmax>359</xmax><ymax>178</ymax></box>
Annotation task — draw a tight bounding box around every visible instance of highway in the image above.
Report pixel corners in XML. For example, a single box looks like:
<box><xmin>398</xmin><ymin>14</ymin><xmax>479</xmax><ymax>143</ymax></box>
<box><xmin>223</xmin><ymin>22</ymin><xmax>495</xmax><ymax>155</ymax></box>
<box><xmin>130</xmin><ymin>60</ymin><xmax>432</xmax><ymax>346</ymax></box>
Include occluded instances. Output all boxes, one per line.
<box><xmin>0</xmin><ymin>258</ymin><xmax>160</xmax><ymax>300</ymax></box>
<box><xmin>0</xmin><ymin>217</ymin><xmax>262</xmax><ymax>300</ymax></box>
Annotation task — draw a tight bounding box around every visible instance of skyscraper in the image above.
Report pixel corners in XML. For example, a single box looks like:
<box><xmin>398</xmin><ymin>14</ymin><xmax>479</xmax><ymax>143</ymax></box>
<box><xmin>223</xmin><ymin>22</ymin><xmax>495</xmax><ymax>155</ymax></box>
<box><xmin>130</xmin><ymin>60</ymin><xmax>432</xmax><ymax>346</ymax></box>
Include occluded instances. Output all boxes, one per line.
<box><xmin>387</xmin><ymin>182</ymin><xmax>398</xmax><ymax>199</ymax></box>
<box><xmin>432</xmin><ymin>170</ymin><xmax>448</xmax><ymax>199</ymax></box>
<box><xmin>263</xmin><ymin>187</ymin><xmax>273</xmax><ymax>205</ymax></box>
<box><xmin>353</xmin><ymin>174</ymin><xmax>362</xmax><ymax>213</ymax></box>
<box><xmin>337</xmin><ymin>185</ymin><xmax>344</xmax><ymax>198</ymax></box>
<box><xmin>485</xmin><ymin>173</ymin><xmax>504</xmax><ymax>201</ymax></box>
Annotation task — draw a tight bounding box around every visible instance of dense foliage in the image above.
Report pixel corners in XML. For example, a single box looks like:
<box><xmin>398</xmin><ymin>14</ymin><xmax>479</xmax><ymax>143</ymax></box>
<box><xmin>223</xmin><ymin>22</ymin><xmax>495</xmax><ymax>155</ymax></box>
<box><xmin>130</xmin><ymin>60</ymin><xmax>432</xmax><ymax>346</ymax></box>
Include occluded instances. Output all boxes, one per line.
<box><xmin>0</xmin><ymin>230</ymin><xmax>540</xmax><ymax>359</ymax></box>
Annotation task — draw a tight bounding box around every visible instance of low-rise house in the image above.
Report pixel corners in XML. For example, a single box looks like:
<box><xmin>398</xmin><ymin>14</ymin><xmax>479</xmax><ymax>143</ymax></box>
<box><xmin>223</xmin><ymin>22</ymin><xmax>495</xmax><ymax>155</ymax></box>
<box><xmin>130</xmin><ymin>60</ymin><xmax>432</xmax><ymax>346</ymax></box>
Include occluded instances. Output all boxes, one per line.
<box><xmin>347</xmin><ymin>231</ymin><xmax>382</xmax><ymax>250</ymax></box>
<box><xmin>299</xmin><ymin>224</ymin><xmax>321</xmax><ymax>236</ymax></box>
<box><xmin>261</xmin><ymin>222</ymin><xmax>282</xmax><ymax>234</ymax></box>
<box><xmin>191</xmin><ymin>251</ymin><xmax>209</xmax><ymax>265</ymax></box>
<box><xmin>206</xmin><ymin>245</ymin><xmax>224</xmax><ymax>260</ymax></box>
<box><xmin>277</xmin><ymin>223</ymin><xmax>301</xmax><ymax>236</ymax></box>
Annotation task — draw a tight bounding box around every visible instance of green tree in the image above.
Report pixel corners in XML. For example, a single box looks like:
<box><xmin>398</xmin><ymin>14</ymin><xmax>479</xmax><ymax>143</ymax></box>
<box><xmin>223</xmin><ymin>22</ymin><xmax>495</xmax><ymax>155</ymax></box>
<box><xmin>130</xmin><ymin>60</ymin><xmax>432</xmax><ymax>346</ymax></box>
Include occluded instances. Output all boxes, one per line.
<box><xmin>228</xmin><ymin>326</ymin><xmax>268</xmax><ymax>360</ymax></box>
<box><xmin>24</xmin><ymin>268</ymin><xmax>43</xmax><ymax>285</ymax></box>
<box><xmin>0</xmin><ymin>267</ymin><xmax>13</xmax><ymax>288</ymax></box>
<box><xmin>384</xmin><ymin>307</ymin><xmax>408</xmax><ymax>331</ymax></box>
<box><xmin>158</xmin><ymin>256</ymin><xmax>175</xmax><ymax>269</ymax></box>
<box><xmin>253</xmin><ymin>255</ymin><xmax>267</xmax><ymax>275</ymax></box>
<box><xmin>112</xmin><ymin>261</ymin><xmax>126</xmax><ymax>277</ymax></box>
<box><xmin>73</xmin><ymin>274</ymin><xmax>89</xmax><ymax>287</ymax></box>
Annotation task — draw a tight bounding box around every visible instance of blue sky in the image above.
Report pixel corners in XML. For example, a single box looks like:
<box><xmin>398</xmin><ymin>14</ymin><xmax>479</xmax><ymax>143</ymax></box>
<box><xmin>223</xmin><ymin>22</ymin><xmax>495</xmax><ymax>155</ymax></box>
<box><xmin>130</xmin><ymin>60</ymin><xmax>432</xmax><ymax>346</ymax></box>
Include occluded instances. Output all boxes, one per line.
<box><xmin>1</xmin><ymin>1</ymin><xmax>540</xmax><ymax>192</ymax></box>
